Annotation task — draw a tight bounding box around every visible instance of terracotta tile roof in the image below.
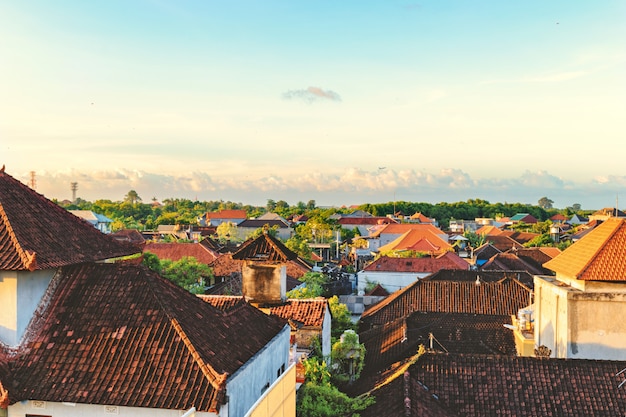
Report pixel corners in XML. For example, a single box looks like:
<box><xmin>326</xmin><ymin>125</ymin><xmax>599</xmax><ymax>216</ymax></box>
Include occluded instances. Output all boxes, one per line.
<box><xmin>363</xmin><ymin>253</ymin><xmax>468</xmax><ymax>273</ymax></box>
<box><xmin>232</xmin><ymin>233</ymin><xmax>297</xmax><ymax>262</ymax></box>
<box><xmin>144</xmin><ymin>242</ymin><xmax>219</xmax><ymax>264</ymax></box>
<box><xmin>269</xmin><ymin>298</ymin><xmax>328</xmax><ymax>327</ymax></box>
<box><xmin>409</xmin><ymin>212</ymin><xmax>436</xmax><ymax>223</ymax></box>
<box><xmin>482</xmin><ymin>235</ymin><xmax>524</xmax><ymax>252</ymax></box>
<box><xmin>110</xmin><ymin>228</ymin><xmax>146</xmax><ymax>249</ymax></box>
<box><xmin>480</xmin><ymin>253</ymin><xmax>545</xmax><ymax>275</ymax></box>
<box><xmin>371</xmin><ymin>223</ymin><xmax>446</xmax><ymax>237</ymax></box>
<box><xmin>544</xmin><ymin>217</ymin><xmax>626</xmax><ymax>281</ymax></box>
<box><xmin>0</xmin><ymin>170</ymin><xmax>139</xmax><ymax>270</ymax></box>
<box><xmin>197</xmin><ymin>294</ymin><xmax>243</xmax><ymax>311</ymax></box>
<box><xmin>338</xmin><ymin>217</ymin><xmax>396</xmax><ymax>226</ymax></box>
<box><xmin>5</xmin><ymin>262</ymin><xmax>286</xmax><ymax>412</ymax></box>
<box><xmin>499</xmin><ymin>230</ymin><xmax>539</xmax><ymax>245</ymax></box>
<box><xmin>475</xmin><ymin>225</ymin><xmax>503</xmax><ymax>236</ymax></box>
<box><xmin>378</xmin><ymin>230</ymin><xmax>452</xmax><ymax>253</ymax></box>
<box><xmin>408</xmin><ymin>353</ymin><xmax>626</xmax><ymax>417</ymax></box>
<box><xmin>366</xmin><ymin>283</ymin><xmax>390</xmax><ymax>296</ymax></box>
<box><xmin>359</xmin><ymin>365</ymin><xmax>456</xmax><ymax>417</ymax></box>
<box><xmin>474</xmin><ymin>243</ymin><xmax>501</xmax><ymax>261</ymax></box>
<box><xmin>237</xmin><ymin>219</ymin><xmax>290</xmax><ymax>229</ymax></box>
<box><xmin>360</xmin><ymin>312</ymin><xmax>516</xmax><ymax>375</ymax></box>
<box><xmin>198</xmin><ymin>296</ymin><xmax>327</xmax><ymax>327</ymax></box>
<box><xmin>425</xmin><ymin>269</ymin><xmax>535</xmax><ymax>289</ymax></box>
<box><xmin>204</xmin><ymin>209</ymin><xmax>247</xmax><ymax>220</ymax></box>
<box><xmin>360</xmin><ymin>271</ymin><xmax>532</xmax><ymax>328</ymax></box>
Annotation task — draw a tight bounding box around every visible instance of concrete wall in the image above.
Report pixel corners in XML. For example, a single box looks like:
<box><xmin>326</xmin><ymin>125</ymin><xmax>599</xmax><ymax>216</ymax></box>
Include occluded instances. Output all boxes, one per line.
<box><xmin>242</xmin><ymin>263</ymin><xmax>286</xmax><ymax>304</ymax></box>
<box><xmin>8</xmin><ymin>401</ymin><xmax>216</xmax><ymax>417</ymax></box>
<box><xmin>0</xmin><ymin>269</ymin><xmax>54</xmax><ymax>346</ymax></box>
<box><xmin>244</xmin><ymin>364</ymin><xmax>296</xmax><ymax>417</ymax></box>
<box><xmin>535</xmin><ymin>276</ymin><xmax>626</xmax><ymax>360</ymax></box>
<box><xmin>356</xmin><ymin>271</ymin><xmax>429</xmax><ymax>294</ymax></box>
<box><xmin>225</xmin><ymin>325</ymin><xmax>291</xmax><ymax>417</ymax></box>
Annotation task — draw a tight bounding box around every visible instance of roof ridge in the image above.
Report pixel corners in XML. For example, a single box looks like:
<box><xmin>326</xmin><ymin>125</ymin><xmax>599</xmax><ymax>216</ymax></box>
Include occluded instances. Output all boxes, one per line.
<box><xmin>0</xmin><ymin>204</ymin><xmax>37</xmax><ymax>270</ymax></box>
<box><xmin>169</xmin><ymin>317</ymin><xmax>229</xmax><ymax>392</ymax></box>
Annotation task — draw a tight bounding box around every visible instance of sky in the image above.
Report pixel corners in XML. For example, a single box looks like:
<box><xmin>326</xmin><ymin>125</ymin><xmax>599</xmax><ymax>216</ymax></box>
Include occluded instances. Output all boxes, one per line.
<box><xmin>2</xmin><ymin>1</ymin><xmax>625</xmax><ymax>210</ymax></box>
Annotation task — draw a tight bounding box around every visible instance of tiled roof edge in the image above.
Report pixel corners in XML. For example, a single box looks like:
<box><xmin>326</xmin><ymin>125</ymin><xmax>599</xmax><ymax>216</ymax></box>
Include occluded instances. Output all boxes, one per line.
<box><xmin>578</xmin><ymin>219</ymin><xmax>625</xmax><ymax>279</ymax></box>
<box><xmin>0</xmin><ymin>203</ymin><xmax>37</xmax><ymax>271</ymax></box>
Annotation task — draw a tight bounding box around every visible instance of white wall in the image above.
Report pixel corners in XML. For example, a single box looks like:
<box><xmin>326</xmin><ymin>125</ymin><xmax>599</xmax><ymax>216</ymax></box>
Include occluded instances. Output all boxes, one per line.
<box><xmin>224</xmin><ymin>325</ymin><xmax>291</xmax><ymax>417</ymax></box>
<box><xmin>0</xmin><ymin>269</ymin><xmax>54</xmax><ymax>346</ymax></box>
<box><xmin>8</xmin><ymin>400</ymin><xmax>216</xmax><ymax>417</ymax></box>
<box><xmin>535</xmin><ymin>276</ymin><xmax>626</xmax><ymax>360</ymax></box>
<box><xmin>357</xmin><ymin>271</ymin><xmax>429</xmax><ymax>294</ymax></box>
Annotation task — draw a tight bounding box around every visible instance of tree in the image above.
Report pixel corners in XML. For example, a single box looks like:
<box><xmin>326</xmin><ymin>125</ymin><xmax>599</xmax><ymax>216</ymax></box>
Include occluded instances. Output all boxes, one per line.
<box><xmin>328</xmin><ymin>296</ymin><xmax>355</xmax><ymax>340</ymax></box>
<box><xmin>330</xmin><ymin>330</ymin><xmax>366</xmax><ymax>386</ymax></box>
<box><xmin>538</xmin><ymin>196</ymin><xmax>554</xmax><ymax>209</ymax></box>
<box><xmin>143</xmin><ymin>254</ymin><xmax>213</xmax><ymax>294</ymax></box>
<box><xmin>285</xmin><ymin>235</ymin><xmax>313</xmax><ymax>260</ymax></box>
<box><xmin>124</xmin><ymin>190</ymin><xmax>142</xmax><ymax>205</ymax></box>
<box><xmin>216</xmin><ymin>221</ymin><xmax>238</xmax><ymax>243</ymax></box>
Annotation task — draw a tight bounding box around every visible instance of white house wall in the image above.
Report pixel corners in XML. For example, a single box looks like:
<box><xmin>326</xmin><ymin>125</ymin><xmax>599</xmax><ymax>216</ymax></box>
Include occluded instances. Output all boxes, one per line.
<box><xmin>8</xmin><ymin>401</ymin><xmax>217</xmax><ymax>417</ymax></box>
<box><xmin>224</xmin><ymin>325</ymin><xmax>291</xmax><ymax>417</ymax></box>
<box><xmin>357</xmin><ymin>271</ymin><xmax>430</xmax><ymax>294</ymax></box>
<box><xmin>535</xmin><ymin>276</ymin><xmax>626</xmax><ymax>360</ymax></box>
<box><xmin>0</xmin><ymin>269</ymin><xmax>54</xmax><ymax>346</ymax></box>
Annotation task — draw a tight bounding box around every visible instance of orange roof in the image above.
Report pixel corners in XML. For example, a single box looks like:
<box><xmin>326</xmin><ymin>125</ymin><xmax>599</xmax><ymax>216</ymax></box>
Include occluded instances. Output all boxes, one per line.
<box><xmin>379</xmin><ymin>229</ymin><xmax>451</xmax><ymax>253</ymax></box>
<box><xmin>476</xmin><ymin>225</ymin><xmax>503</xmax><ymax>236</ymax></box>
<box><xmin>372</xmin><ymin>223</ymin><xmax>446</xmax><ymax>237</ymax></box>
<box><xmin>363</xmin><ymin>253</ymin><xmax>468</xmax><ymax>273</ymax></box>
<box><xmin>544</xmin><ymin>217</ymin><xmax>626</xmax><ymax>281</ymax></box>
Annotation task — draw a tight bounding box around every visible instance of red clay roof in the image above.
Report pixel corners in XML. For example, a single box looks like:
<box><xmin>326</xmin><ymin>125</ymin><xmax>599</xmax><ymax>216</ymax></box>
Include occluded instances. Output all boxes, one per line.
<box><xmin>232</xmin><ymin>233</ymin><xmax>297</xmax><ymax>262</ymax></box>
<box><xmin>204</xmin><ymin>209</ymin><xmax>247</xmax><ymax>219</ymax></box>
<box><xmin>144</xmin><ymin>242</ymin><xmax>219</xmax><ymax>264</ymax></box>
<box><xmin>409</xmin><ymin>353</ymin><xmax>626</xmax><ymax>417</ymax></box>
<box><xmin>4</xmin><ymin>262</ymin><xmax>286</xmax><ymax>412</ymax></box>
<box><xmin>363</xmin><ymin>253</ymin><xmax>468</xmax><ymax>273</ymax></box>
<box><xmin>360</xmin><ymin>271</ymin><xmax>532</xmax><ymax>327</ymax></box>
<box><xmin>480</xmin><ymin>253</ymin><xmax>545</xmax><ymax>275</ymax></box>
<box><xmin>371</xmin><ymin>223</ymin><xmax>446</xmax><ymax>237</ymax></box>
<box><xmin>199</xmin><ymin>296</ymin><xmax>328</xmax><ymax>327</ymax></box>
<box><xmin>0</xmin><ymin>170</ymin><xmax>139</xmax><ymax>270</ymax></box>
<box><xmin>544</xmin><ymin>217</ymin><xmax>626</xmax><ymax>281</ymax></box>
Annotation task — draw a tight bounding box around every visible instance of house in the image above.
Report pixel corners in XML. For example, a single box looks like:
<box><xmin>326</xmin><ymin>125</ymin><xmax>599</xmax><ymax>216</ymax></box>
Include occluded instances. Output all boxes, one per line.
<box><xmin>200</xmin><ymin>295</ymin><xmax>332</xmax><ymax>359</ymax></box>
<box><xmin>356</xmin><ymin>352</ymin><xmax>626</xmax><ymax>417</ymax></box>
<box><xmin>588</xmin><ymin>207</ymin><xmax>626</xmax><ymax>221</ymax></box>
<box><xmin>357</xmin><ymin>252</ymin><xmax>469</xmax><ymax>293</ymax></box>
<box><xmin>68</xmin><ymin>209</ymin><xmax>114</xmax><ymax>234</ymax></box>
<box><xmin>235</xmin><ymin>218</ymin><xmax>294</xmax><ymax>241</ymax></box>
<box><xmin>359</xmin><ymin>270</ymin><xmax>533</xmax><ymax>330</ymax></box>
<box><xmin>338</xmin><ymin>216</ymin><xmax>397</xmax><ymax>236</ymax></box>
<box><xmin>406</xmin><ymin>212</ymin><xmax>437</xmax><ymax>226</ymax></box>
<box><xmin>535</xmin><ymin>217</ymin><xmax>626</xmax><ymax>360</ymax></box>
<box><xmin>201</xmin><ymin>209</ymin><xmax>248</xmax><ymax>226</ymax></box>
<box><xmin>508</xmin><ymin>213</ymin><xmax>538</xmax><ymax>224</ymax></box>
<box><xmin>368</xmin><ymin>223</ymin><xmax>449</xmax><ymax>253</ymax></box>
<box><xmin>0</xmin><ymin>168</ymin><xmax>295</xmax><ymax>417</ymax></box>
<box><xmin>568</xmin><ymin>213</ymin><xmax>588</xmax><ymax>225</ymax></box>
<box><xmin>479</xmin><ymin>252</ymin><xmax>546</xmax><ymax>275</ymax></box>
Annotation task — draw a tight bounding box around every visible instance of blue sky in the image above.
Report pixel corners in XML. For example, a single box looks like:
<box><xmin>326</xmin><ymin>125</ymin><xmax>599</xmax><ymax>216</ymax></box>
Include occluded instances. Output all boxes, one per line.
<box><xmin>2</xmin><ymin>1</ymin><xmax>625</xmax><ymax>210</ymax></box>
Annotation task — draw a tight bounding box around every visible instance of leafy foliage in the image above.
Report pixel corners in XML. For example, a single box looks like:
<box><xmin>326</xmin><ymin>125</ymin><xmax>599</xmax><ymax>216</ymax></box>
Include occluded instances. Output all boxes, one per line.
<box><xmin>297</xmin><ymin>381</ymin><xmax>374</xmax><ymax>417</ymax></box>
<box><xmin>142</xmin><ymin>253</ymin><xmax>213</xmax><ymax>294</ymax></box>
<box><xmin>328</xmin><ymin>296</ymin><xmax>355</xmax><ymax>340</ymax></box>
<box><xmin>330</xmin><ymin>330</ymin><xmax>366</xmax><ymax>386</ymax></box>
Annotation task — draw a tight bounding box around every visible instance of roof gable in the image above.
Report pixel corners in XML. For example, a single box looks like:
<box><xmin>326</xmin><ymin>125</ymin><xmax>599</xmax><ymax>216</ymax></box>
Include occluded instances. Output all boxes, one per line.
<box><xmin>204</xmin><ymin>209</ymin><xmax>247</xmax><ymax>220</ymax></box>
<box><xmin>232</xmin><ymin>233</ymin><xmax>297</xmax><ymax>262</ymax></box>
<box><xmin>544</xmin><ymin>217</ymin><xmax>626</xmax><ymax>281</ymax></box>
<box><xmin>0</xmin><ymin>170</ymin><xmax>138</xmax><ymax>271</ymax></box>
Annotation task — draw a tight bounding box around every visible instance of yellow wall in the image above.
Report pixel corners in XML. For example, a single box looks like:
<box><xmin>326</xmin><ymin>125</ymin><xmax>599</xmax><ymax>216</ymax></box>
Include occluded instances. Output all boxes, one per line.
<box><xmin>245</xmin><ymin>363</ymin><xmax>296</xmax><ymax>417</ymax></box>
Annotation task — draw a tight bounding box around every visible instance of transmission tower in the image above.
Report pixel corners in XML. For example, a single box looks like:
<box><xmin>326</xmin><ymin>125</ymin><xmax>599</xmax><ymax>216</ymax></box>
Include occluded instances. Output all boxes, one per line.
<box><xmin>71</xmin><ymin>182</ymin><xmax>78</xmax><ymax>203</ymax></box>
<box><xmin>29</xmin><ymin>171</ymin><xmax>36</xmax><ymax>189</ymax></box>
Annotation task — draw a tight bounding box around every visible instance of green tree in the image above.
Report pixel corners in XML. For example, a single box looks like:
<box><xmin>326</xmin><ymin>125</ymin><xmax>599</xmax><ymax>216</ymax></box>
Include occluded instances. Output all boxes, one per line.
<box><xmin>285</xmin><ymin>235</ymin><xmax>313</xmax><ymax>260</ymax></box>
<box><xmin>216</xmin><ymin>221</ymin><xmax>238</xmax><ymax>243</ymax></box>
<box><xmin>330</xmin><ymin>330</ymin><xmax>366</xmax><ymax>386</ymax></box>
<box><xmin>144</xmin><ymin>254</ymin><xmax>213</xmax><ymax>294</ymax></box>
<box><xmin>538</xmin><ymin>196</ymin><xmax>554</xmax><ymax>210</ymax></box>
<box><xmin>328</xmin><ymin>296</ymin><xmax>355</xmax><ymax>340</ymax></box>
<box><xmin>296</xmin><ymin>380</ymin><xmax>374</xmax><ymax>417</ymax></box>
<box><xmin>124</xmin><ymin>190</ymin><xmax>142</xmax><ymax>205</ymax></box>
<box><xmin>287</xmin><ymin>272</ymin><xmax>328</xmax><ymax>298</ymax></box>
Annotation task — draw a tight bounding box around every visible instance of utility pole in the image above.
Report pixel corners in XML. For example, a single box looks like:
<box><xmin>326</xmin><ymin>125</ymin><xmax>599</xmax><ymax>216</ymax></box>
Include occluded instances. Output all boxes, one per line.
<box><xmin>29</xmin><ymin>171</ymin><xmax>36</xmax><ymax>189</ymax></box>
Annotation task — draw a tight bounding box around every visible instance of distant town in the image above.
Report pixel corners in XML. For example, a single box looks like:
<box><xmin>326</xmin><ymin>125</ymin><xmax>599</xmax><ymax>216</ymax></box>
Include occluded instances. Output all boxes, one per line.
<box><xmin>2</xmin><ymin>167</ymin><xmax>626</xmax><ymax>417</ymax></box>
